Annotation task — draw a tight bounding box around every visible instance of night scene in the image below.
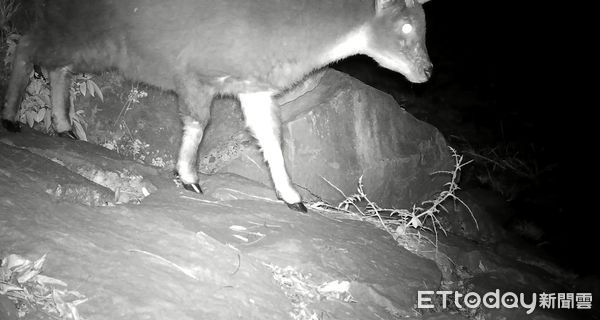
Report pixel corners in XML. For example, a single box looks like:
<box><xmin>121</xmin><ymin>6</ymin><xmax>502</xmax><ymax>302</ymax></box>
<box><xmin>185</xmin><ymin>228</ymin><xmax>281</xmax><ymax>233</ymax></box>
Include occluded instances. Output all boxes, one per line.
<box><xmin>0</xmin><ymin>0</ymin><xmax>594</xmax><ymax>319</ymax></box>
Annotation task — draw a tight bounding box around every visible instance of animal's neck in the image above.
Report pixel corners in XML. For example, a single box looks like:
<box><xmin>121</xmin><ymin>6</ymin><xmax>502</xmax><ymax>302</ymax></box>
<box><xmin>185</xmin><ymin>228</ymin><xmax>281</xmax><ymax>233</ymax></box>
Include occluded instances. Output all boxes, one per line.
<box><xmin>318</xmin><ymin>24</ymin><xmax>370</xmax><ymax>67</ymax></box>
<box><xmin>278</xmin><ymin>0</ymin><xmax>373</xmax><ymax>72</ymax></box>
<box><xmin>266</xmin><ymin>26</ymin><xmax>369</xmax><ymax>90</ymax></box>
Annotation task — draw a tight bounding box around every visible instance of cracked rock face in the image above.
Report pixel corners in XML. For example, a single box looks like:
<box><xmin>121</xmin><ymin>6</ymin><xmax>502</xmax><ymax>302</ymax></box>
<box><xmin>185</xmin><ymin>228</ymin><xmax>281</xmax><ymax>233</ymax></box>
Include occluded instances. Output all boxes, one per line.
<box><xmin>198</xmin><ymin>69</ymin><xmax>451</xmax><ymax>208</ymax></box>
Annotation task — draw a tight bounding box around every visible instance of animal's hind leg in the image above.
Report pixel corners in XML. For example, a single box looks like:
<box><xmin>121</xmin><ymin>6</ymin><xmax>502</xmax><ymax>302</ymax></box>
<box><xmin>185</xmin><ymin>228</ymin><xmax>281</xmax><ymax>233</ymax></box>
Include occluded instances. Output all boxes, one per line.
<box><xmin>2</xmin><ymin>35</ymin><xmax>34</xmax><ymax>131</ymax></box>
<box><xmin>238</xmin><ymin>92</ymin><xmax>306</xmax><ymax>213</ymax></box>
<box><xmin>49</xmin><ymin>67</ymin><xmax>77</xmax><ymax>139</ymax></box>
<box><xmin>174</xmin><ymin>74</ymin><xmax>214</xmax><ymax>193</ymax></box>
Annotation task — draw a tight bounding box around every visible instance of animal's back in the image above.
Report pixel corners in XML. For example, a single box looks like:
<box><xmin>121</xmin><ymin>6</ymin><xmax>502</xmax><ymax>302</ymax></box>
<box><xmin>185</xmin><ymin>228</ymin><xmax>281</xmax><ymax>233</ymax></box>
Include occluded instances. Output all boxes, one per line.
<box><xmin>31</xmin><ymin>0</ymin><xmax>372</xmax><ymax>92</ymax></box>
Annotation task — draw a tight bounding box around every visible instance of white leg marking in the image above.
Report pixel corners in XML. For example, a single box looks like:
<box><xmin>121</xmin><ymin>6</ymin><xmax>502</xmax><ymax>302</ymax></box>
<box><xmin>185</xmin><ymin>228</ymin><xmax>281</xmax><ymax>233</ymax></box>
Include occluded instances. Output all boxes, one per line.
<box><xmin>238</xmin><ymin>92</ymin><xmax>302</xmax><ymax>204</ymax></box>
<box><xmin>177</xmin><ymin>119</ymin><xmax>203</xmax><ymax>184</ymax></box>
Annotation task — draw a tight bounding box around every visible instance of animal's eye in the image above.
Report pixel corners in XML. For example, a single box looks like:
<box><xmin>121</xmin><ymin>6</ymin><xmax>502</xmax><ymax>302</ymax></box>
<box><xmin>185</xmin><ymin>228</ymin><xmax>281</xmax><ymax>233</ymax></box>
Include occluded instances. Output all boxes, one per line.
<box><xmin>401</xmin><ymin>23</ymin><xmax>413</xmax><ymax>34</ymax></box>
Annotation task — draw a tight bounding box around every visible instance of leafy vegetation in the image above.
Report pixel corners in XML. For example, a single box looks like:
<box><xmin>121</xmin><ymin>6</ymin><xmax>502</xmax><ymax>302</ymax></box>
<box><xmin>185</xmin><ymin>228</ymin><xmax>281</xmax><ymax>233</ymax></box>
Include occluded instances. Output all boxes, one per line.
<box><xmin>1</xmin><ymin>253</ymin><xmax>87</xmax><ymax>320</ymax></box>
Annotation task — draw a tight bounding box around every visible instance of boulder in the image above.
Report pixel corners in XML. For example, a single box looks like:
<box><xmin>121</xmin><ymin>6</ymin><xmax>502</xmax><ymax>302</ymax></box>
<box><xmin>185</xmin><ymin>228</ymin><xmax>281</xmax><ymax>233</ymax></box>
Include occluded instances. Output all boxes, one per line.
<box><xmin>199</xmin><ymin>69</ymin><xmax>452</xmax><ymax>208</ymax></box>
<box><xmin>0</xmin><ymin>131</ymin><xmax>158</xmax><ymax>205</ymax></box>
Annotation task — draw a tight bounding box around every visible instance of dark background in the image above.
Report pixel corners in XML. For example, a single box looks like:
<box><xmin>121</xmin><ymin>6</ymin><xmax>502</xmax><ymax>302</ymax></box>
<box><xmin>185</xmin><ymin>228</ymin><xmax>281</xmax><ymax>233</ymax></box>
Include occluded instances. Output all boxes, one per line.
<box><xmin>334</xmin><ymin>0</ymin><xmax>594</xmax><ymax>275</ymax></box>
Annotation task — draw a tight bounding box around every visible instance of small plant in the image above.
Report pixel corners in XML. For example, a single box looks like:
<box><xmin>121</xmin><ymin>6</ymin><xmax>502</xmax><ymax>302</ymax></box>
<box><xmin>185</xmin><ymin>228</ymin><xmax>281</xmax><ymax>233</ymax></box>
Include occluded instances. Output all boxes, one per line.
<box><xmin>16</xmin><ymin>68</ymin><xmax>52</xmax><ymax>133</ymax></box>
<box><xmin>114</xmin><ymin>85</ymin><xmax>146</xmax><ymax>127</ymax></box>
<box><xmin>4</xmin><ymin>34</ymin><xmax>103</xmax><ymax>140</ymax></box>
<box><xmin>12</xmin><ymin>66</ymin><xmax>102</xmax><ymax>140</ymax></box>
<box><xmin>69</xmin><ymin>73</ymin><xmax>103</xmax><ymax>141</ymax></box>
<box><xmin>96</xmin><ymin>85</ymin><xmax>149</xmax><ymax>158</ymax></box>
<box><xmin>314</xmin><ymin>147</ymin><xmax>476</xmax><ymax>246</ymax></box>
<box><xmin>0</xmin><ymin>253</ymin><xmax>87</xmax><ymax>320</ymax></box>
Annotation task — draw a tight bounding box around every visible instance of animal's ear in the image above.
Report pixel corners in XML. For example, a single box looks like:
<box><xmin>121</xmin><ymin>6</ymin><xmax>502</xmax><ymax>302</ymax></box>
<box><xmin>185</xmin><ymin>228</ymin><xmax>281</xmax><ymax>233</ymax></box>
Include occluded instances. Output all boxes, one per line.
<box><xmin>375</xmin><ymin>0</ymin><xmax>396</xmax><ymax>14</ymax></box>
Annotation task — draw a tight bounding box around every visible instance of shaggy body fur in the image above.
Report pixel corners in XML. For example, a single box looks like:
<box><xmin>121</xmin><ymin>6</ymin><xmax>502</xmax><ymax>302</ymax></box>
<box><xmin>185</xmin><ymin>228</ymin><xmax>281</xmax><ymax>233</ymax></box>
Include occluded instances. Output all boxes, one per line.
<box><xmin>2</xmin><ymin>0</ymin><xmax>432</xmax><ymax>211</ymax></box>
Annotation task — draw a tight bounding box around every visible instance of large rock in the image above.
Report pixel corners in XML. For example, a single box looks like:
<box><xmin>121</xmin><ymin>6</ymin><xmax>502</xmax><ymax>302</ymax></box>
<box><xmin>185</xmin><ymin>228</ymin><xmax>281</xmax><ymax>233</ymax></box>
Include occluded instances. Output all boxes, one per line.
<box><xmin>199</xmin><ymin>69</ymin><xmax>451</xmax><ymax>208</ymax></box>
<box><xmin>0</xmin><ymin>132</ymin><xmax>442</xmax><ymax>319</ymax></box>
<box><xmin>0</xmin><ymin>131</ymin><xmax>158</xmax><ymax>205</ymax></box>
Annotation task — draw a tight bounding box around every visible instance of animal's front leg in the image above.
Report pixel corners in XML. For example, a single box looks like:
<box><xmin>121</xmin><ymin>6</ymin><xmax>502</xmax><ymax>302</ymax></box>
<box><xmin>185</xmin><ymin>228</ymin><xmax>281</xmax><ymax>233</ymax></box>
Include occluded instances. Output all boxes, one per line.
<box><xmin>238</xmin><ymin>92</ymin><xmax>307</xmax><ymax>213</ymax></box>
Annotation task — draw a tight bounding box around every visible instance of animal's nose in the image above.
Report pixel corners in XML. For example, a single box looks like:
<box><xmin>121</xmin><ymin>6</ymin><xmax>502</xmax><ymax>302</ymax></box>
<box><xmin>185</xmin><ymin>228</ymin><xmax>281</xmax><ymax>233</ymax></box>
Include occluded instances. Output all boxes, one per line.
<box><xmin>424</xmin><ymin>65</ymin><xmax>433</xmax><ymax>78</ymax></box>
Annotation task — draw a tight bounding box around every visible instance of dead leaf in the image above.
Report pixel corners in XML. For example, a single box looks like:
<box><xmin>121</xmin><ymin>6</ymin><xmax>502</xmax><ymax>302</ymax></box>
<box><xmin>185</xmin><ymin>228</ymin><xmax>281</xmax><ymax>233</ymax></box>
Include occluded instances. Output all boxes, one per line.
<box><xmin>35</xmin><ymin>274</ymin><xmax>67</xmax><ymax>287</ymax></box>
<box><xmin>78</xmin><ymin>82</ymin><xmax>86</xmax><ymax>96</ymax></box>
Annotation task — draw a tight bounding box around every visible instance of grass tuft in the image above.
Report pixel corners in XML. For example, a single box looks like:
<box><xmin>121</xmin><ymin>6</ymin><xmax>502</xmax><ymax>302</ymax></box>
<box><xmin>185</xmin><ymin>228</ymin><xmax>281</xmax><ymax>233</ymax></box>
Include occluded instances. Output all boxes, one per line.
<box><xmin>312</xmin><ymin>147</ymin><xmax>476</xmax><ymax>248</ymax></box>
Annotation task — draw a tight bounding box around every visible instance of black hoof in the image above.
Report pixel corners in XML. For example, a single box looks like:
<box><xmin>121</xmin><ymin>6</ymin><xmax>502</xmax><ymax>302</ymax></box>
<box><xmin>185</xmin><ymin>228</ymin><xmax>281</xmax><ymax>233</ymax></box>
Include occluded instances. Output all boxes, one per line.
<box><xmin>183</xmin><ymin>182</ymin><xmax>203</xmax><ymax>194</ymax></box>
<box><xmin>286</xmin><ymin>202</ymin><xmax>307</xmax><ymax>213</ymax></box>
<box><xmin>58</xmin><ymin>130</ymin><xmax>78</xmax><ymax>140</ymax></box>
<box><xmin>1</xmin><ymin>119</ymin><xmax>20</xmax><ymax>132</ymax></box>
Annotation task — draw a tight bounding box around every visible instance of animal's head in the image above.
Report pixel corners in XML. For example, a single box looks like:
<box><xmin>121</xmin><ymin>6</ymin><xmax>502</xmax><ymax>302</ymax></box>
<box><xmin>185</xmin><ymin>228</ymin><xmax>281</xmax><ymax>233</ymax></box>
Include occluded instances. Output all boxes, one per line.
<box><xmin>366</xmin><ymin>0</ymin><xmax>432</xmax><ymax>83</ymax></box>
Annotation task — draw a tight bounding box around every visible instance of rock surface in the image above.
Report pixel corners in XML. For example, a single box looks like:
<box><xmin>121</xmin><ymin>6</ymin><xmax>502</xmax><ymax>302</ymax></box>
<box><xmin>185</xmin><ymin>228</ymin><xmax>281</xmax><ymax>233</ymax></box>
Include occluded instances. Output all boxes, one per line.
<box><xmin>199</xmin><ymin>69</ymin><xmax>451</xmax><ymax>208</ymax></box>
<box><xmin>0</xmin><ymin>131</ymin><xmax>157</xmax><ymax>204</ymax></box>
<box><xmin>2</xmin><ymin>69</ymin><xmax>592</xmax><ymax>320</ymax></box>
<box><xmin>1</xmin><ymin>131</ymin><xmax>443</xmax><ymax>320</ymax></box>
